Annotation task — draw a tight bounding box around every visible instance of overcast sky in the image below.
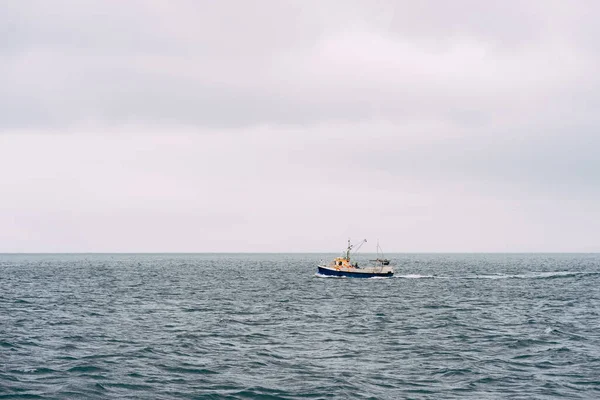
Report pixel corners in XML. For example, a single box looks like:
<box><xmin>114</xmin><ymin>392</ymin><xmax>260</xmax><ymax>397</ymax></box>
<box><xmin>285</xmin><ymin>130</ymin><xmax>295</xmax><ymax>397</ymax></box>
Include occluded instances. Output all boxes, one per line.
<box><xmin>1</xmin><ymin>0</ymin><xmax>599</xmax><ymax>252</ymax></box>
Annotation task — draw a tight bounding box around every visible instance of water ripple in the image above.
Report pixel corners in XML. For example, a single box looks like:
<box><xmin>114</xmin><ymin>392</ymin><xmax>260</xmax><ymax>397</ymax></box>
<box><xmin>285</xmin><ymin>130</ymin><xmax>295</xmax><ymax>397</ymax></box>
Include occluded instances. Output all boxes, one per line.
<box><xmin>1</xmin><ymin>253</ymin><xmax>599</xmax><ymax>398</ymax></box>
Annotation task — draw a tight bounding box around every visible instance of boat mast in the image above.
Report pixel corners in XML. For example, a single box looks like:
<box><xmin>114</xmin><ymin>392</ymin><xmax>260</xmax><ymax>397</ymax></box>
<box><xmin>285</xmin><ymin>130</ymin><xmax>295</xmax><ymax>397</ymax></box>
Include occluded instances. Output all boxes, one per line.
<box><xmin>346</xmin><ymin>238</ymin><xmax>351</xmax><ymax>260</ymax></box>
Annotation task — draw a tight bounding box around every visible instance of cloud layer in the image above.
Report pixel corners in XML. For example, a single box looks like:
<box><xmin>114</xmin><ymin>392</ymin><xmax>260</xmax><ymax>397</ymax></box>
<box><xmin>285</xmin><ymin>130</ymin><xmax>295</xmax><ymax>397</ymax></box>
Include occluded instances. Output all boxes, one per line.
<box><xmin>1</xmin><ymin>1</ymin><xmax>599</xmax><ymax>251</ymax></box>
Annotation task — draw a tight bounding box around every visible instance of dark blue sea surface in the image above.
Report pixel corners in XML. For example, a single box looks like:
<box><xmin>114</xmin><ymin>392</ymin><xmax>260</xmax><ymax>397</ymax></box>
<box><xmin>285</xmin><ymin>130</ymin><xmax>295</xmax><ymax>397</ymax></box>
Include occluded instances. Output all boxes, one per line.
<box><xmin>1</xmin><ymin>253</ymin><xmax>600</xmax><ymax>399</ymax></box>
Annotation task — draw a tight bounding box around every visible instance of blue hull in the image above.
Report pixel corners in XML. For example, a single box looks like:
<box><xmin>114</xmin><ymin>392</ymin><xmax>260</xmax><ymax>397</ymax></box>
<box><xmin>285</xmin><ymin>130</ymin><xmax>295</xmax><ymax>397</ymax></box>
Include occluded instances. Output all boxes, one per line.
<box><xmin>317</xmin><ymin>266</ymin><xmax>393</xmax><ymax>278</ymax></box>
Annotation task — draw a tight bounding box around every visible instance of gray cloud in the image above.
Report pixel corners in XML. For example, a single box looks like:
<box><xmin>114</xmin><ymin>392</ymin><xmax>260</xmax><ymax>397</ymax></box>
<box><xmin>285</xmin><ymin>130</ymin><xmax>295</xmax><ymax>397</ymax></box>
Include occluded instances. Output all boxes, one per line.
<box><xmin>1</xmin><ymin>1</ymin><xmax>599</xmax><ymax>251</ymax></box>
<box><xmin>2</xmin><ymin>0</ymin><xmax>599</xmax><ymax>130</ymax></box>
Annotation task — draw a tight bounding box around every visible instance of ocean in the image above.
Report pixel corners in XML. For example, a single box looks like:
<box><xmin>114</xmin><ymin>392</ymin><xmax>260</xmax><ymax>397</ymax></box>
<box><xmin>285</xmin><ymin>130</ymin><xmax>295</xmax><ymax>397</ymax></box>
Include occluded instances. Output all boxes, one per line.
<box><xmin>1</xmin><ymin>253</ymin><xmax>599</xmax><ymax>399</ymax></box>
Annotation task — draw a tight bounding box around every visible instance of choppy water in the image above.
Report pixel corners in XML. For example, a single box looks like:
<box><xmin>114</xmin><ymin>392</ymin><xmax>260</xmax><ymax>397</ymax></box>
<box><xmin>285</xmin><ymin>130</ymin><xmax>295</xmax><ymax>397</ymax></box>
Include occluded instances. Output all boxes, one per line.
<box><xmin>1</xmin><ymin>253</ymin><xmax>600</xmax><ymax>399</ymax></box>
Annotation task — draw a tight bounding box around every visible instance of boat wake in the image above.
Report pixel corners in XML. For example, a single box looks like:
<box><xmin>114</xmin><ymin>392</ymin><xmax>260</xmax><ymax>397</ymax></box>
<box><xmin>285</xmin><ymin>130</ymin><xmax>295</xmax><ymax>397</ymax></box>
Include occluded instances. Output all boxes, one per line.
<box><xmin>314</xmin><ymin>273</ymin><xmax>347</xmax><ymax>279</ymax></box>
<box><xmin>392</xmin><ymin>271</ymin><xmax>600</xmax><ymax>280</ymax></box>
<box><xmin>314</xmin><ymin>273</ymin><xmax>392</xmax><ymax>279</ymax></box>
<box><xmin>396</xmin><ymin>274</ymin><xmax>435</xmax><ymax>279</ymax></box>
<box><xmin>468</xmin><ymin>271</ymin><xmax>599</xmax><ymax>280</ymax></box>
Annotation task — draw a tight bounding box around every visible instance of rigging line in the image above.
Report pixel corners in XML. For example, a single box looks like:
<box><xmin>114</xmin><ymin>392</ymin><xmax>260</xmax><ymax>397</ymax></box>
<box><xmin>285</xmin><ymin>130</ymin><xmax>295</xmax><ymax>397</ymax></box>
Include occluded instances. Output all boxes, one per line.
<box><xmin>351</xmin><ymin>239</ymin><xmax>367</xmax><ymax>256</ymax></box>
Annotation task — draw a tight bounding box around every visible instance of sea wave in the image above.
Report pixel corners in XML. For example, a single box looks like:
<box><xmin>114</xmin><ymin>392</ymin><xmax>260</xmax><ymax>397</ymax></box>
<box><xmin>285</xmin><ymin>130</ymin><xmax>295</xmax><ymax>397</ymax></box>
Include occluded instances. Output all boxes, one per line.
<box><xmin>2</xmin><ymin>253</ymin><xmax>599</xmax><ymax>399</ymax></box>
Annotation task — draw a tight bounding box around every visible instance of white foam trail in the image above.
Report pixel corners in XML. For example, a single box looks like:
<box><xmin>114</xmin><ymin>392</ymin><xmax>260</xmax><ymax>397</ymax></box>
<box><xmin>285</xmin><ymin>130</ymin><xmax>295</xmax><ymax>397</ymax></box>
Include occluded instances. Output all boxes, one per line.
<box><xmin>473</xmin><ymin>271</ymin><xmax>587</xmax><ymax>279</ymax></box>
<box><xmin>527</xmin><ymin>271</ymin><xmax>578</xmax><ymax>279</ymax></box>
<box><xmin>396</xmin><ymin>274</ymin><xmax>435</xmax><ymax>279</ymax></box>
<box><xmin>314</xmin><ymin>273</ymin><xmax>347</xmax><ymax>279</ymax></box>
<box><xmin>394</xmin><ymin>271</ymin><xmax>596</xmax><ymax>280</ymax></box>
<box><xmin>465</xmin><ymin>274</ymin><xmax>511</xmax><ymax>280</ymax></box>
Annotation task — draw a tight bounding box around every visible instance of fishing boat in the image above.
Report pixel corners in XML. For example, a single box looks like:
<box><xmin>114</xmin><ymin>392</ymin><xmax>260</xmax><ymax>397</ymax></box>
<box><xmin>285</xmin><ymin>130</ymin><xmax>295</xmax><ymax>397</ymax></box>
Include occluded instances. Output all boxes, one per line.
<box><xmin>317</xmin><ymin>239</ymin><xmax>394</xmax><ymax>278</ymax></box>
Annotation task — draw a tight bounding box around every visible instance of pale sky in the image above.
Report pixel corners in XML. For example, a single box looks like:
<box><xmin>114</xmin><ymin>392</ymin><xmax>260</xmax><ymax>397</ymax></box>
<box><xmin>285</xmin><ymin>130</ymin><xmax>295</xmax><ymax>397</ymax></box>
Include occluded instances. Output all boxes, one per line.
<box><xmin>1</xmin><ymin>0</ymin><xmax>599</xmax><ymax>252</ymax></box>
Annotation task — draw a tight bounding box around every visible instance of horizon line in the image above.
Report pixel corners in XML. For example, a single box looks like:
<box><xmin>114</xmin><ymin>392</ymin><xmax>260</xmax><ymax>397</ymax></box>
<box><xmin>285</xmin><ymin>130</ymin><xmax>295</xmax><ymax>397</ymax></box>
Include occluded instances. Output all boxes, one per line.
<box><xmin>1</xmin><ymin>251</ymin><xmax>599</xmax><ymax>255</ymax></box>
